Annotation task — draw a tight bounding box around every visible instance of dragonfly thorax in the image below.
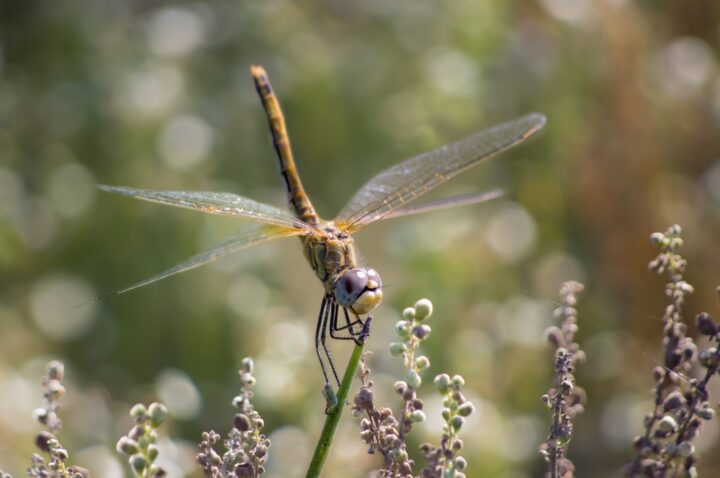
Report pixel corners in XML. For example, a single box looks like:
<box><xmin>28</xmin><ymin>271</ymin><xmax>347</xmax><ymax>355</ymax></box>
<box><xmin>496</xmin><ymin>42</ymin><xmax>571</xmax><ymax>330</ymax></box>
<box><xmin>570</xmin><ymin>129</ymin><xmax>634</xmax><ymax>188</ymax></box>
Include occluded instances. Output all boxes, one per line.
<box><xmin>302</xmin><ymin>223</ymin><xmax>357</xmax><ymax>282</ymax></box>
<box><xmin>301</xmin><ymin>222</ymin><xmax>383</xmax><ymax>315</ymax></box>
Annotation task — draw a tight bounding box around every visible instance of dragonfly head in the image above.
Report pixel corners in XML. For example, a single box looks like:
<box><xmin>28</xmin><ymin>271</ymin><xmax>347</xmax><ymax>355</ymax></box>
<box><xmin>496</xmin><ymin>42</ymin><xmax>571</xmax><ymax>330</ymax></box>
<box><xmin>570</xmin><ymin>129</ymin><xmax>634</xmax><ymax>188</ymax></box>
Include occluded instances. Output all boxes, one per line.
<box><xmin>334</xmin><ymin>268</ymin><xmax>383</xmax><ymax>315</ymax></box>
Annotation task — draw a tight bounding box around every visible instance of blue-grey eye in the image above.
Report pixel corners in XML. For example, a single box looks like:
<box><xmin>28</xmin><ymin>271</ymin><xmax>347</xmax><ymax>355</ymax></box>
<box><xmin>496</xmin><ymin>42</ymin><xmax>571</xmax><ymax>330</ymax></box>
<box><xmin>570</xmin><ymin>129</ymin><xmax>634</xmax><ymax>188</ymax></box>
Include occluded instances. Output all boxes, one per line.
<box><xmin>334</xmin><ymin>268</ymin><xmax>383</xmax><ymax>314</ymax></box>
<box><xmin>335</xmin><ymin>269</ymin><xmax>368</xmax><ymax>307</ymax></box>
<box><xmin>342</xmin><ymin>270</ymin><xmax>366</xmax><ymax>295</ymax></box>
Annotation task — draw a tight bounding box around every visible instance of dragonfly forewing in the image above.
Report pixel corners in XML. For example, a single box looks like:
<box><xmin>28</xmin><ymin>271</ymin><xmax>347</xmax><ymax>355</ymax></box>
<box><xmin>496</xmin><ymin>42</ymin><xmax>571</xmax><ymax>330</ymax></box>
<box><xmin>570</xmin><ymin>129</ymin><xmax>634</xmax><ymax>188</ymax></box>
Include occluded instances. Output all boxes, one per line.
<box><xmin>110</xmin><ymin>223</ymin><xmax>304</xmax><ymax>296</ymax></box>
<box><xmin>98</xmin><ymin>185</ymin><xmax>309</xmax><ymax>229</ymax></box>
<box><xmin>381</xmin><ymin>189</ymin><xmax>504</xmax><ymax>221</ymax></box>
<box><xmin>335</xmin><ymin>113</ymin><xmax>546</xmax><ymax>232</ymax></box>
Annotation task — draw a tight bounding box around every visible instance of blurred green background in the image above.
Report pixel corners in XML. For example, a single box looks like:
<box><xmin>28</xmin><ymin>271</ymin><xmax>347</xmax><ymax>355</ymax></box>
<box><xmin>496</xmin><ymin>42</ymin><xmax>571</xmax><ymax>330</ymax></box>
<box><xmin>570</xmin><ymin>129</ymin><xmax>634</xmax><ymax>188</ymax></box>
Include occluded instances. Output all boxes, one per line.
<box><xmin>2</xmin><ymin>0</ymin><xmax>720</xmax><ymax>476</ymax></box>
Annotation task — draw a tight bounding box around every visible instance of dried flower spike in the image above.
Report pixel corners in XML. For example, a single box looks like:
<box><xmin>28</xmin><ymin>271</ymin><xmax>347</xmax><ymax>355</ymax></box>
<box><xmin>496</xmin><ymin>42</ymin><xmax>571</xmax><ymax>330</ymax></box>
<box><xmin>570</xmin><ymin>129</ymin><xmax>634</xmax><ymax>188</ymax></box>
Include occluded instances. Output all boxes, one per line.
<box><xmin>353</xmin><ymin>299</ymin><xmax>476</xmax><ymax>478</ymax></box>
<box><xmin>196</xmin><ymin>357</ymin><xmax>270</xmax><ymax>478</ymax></box>
<box><xmin>28</xmin><ymin>361</ymin><xmax>89</xmax><ymax>478</ymax></box>
<box><xmin>420</xmin><ymin>371</ymin><xmax>475</xmax><ymax>478</ymax></box>
<box><xmin>116</xmin><ymin>402</ymin><xmax>168</xmax><ymax>478</ymax></box>
<box><xmin>624</xmin><ymin>225</ymin><xmax>720</xmax><ymax>477</ymax></box>
<box><xmin>539</xmin><ymin>281</ymin><xmax>586</xmax><ymax>478</ymax></box>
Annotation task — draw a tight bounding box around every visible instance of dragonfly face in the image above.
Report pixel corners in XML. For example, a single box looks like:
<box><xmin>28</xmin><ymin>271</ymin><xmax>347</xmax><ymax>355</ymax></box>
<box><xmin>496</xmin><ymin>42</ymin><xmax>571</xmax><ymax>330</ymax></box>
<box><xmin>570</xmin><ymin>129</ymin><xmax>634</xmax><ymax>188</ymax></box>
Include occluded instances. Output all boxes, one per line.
<box><xmin>99</xmin><ymin>65</ymin><xmax>546</xmax><ymax>388</ymax></box>
<box><xmin>334</xmin><ymin>267</ymin><xmax>383</xmax><ymax>315</ymax></box>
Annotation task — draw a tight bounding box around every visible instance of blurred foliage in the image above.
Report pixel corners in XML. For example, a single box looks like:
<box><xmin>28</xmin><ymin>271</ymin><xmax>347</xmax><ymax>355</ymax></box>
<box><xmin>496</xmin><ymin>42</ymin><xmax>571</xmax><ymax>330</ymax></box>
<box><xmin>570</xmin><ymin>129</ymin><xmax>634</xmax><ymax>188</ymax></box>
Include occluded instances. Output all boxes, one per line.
<box><xmin>2</xmin><ymin>0</ymin><xmax>720</xmax><ymax>477</ymax></box>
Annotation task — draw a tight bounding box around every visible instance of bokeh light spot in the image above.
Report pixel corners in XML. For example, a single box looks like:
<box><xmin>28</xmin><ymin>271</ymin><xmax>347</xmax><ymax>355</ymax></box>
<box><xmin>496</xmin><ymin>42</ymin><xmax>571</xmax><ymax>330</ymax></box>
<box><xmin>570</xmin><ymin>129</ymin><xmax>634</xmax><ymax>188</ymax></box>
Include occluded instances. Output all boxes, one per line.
<box><xmin>73</xmin><ymin>446</ymin><xmax>124</xmax><ymax>478</ymax></box>
<box><xmin>30</xmin><ymin>275</ymin><xmax>97</xmax><ymax>340</ymax></box>
<box><xmin>265</xmin><ymin>321</ymin><xmax>311</xmax><ymax>364</ymax></box>
<box><xmin>648</xmin><ymin>37</ymin><xmax>715</xmax><ymax>99</ymax></box>
<box><xmin>265</xmin><ymin>426</ymin><xmax>309</xmax><ymax>477</ymax></box>
<box><xmin>539</xmin><ymin>0</ymin><xmax>593</xmax><ymax>25</ymax></box>
<box><xmin>423</xmin><ymin>49</ymin><xmax>481</xmax><ymax>98</ymax></box>
<box><xmin>47</xmin><ymin>162</ymin><xmax>96</xmax><ymax>218</ymax></box>
<box><xmin>148</xmin><ymin>7</ymin><xmax>205</xmax><ymax>59</ymax></box>
<box><xmin>496</xmin><ymin>296</ymin><xmax>554</xmax><ymax>345</ymax></box>
<box><xmin>155</xmin><ymin>369</ymin><xmax>201</xmax><ymax>420</ymax></box>
<box><xmin>532</xmin><ymin>252</ymin><xmax>586</xmax><ymax>298</ymax></box>
<box><xmin>114</xmin><ymin>65</ymin><xmax>185</xmax><ymax>120</ymax></box>
<box><xmin>158</xmin><ymin>114</ymin><xmax>214</xmax><ymax>171</ymax></box>
<box><xmin>0</xmin><ymin>167</ymin><xmax>23</xmax><ymax>219</ymax></box>
<box><xmin>485</xmin><ymin>204</ymin><xmax>536</xmax><ymax>262</ymax></box>
<box><xmin>226</xmin><ymin>275</ymin><xmax>271</xmax><ymax>320</ymax></box>
<box><xmin>14</xmin><ymin>197</ymin><xmax>59</xmax><ymax>251</ymax></box>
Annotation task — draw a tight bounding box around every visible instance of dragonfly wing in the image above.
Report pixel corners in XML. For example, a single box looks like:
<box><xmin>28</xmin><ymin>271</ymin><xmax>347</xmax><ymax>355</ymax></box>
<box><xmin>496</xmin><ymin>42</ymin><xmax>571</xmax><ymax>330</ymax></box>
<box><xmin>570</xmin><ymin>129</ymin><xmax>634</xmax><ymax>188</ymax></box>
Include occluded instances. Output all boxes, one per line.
<box><xmin>382</xmin><ymin>189</ymin><xmax>503</xmax><ymax>221</ymax></box>
<box><xmin>110</xmin><ymin>223</ymin><xmax>304</xmax><ymax>296</ymax></box>
<box><xmin>98</xmin><ymin>185</ymin><xmax>308</xmax><ymax>229</ymax></box>
<box><xmin>334</xmin><ymin>113</ymin><xmax>545</xmax><ymax>232</ymax></box>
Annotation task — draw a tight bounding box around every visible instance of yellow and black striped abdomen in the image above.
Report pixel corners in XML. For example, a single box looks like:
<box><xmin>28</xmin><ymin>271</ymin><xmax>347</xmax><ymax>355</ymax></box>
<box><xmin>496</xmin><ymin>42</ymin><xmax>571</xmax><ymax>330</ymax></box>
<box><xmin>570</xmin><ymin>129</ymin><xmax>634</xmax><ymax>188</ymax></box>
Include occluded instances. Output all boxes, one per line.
<box><xmin>251</xmin><ymin>66</ymin><xmax>318</xmax><ymax>225</ymax></box>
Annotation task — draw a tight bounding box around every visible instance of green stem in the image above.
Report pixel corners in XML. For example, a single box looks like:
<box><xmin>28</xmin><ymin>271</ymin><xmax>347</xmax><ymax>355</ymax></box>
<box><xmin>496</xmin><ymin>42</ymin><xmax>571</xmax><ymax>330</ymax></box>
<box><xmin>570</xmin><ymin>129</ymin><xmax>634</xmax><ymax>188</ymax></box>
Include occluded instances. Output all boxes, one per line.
<box><xmin>305</xmin><ymin>342</ymin><xmax>365</xmax><ymax>478</ymax></box>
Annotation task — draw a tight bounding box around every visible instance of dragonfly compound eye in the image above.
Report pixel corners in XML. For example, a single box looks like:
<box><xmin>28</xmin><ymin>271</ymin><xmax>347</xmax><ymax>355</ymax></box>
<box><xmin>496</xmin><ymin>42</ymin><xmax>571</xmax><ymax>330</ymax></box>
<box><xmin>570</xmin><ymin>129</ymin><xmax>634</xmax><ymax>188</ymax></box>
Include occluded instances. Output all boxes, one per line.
<box><xmin>334</xmin><ymin>268</ymin><xmax>383</xmax><ymax>315</ymax></box>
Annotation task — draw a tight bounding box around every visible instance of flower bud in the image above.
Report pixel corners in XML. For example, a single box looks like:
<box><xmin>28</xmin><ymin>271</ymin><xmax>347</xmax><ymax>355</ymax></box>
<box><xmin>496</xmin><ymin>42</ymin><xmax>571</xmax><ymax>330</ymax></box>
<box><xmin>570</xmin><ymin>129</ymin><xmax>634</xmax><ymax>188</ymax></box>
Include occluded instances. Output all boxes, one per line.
<box><xmin>116</xmin><ymin>436</ymin><xmax>139</xmax><ymax>455</ymax></box>
<box><xmin>395</xmin><ymin>321</ymin><xmax>411</xmax><ymax>339</ymax></box>
<box><xmin>699</xmin><ymin>348</ymin><xmax>719</xmax><ymax>368</ymax></box>
<box><xmin>450</xmin><ymin>415</ymin><xmax>464</xmax><ymax>431</ymax></box>
<box><xmin>410</xmin><ymin>410</ymin><xmax>426</xmax><ymax>423</ymax></box>
<box><xmin>650</xmin><ymin>232</ymin><xmax>665</xmax><ymax>245</ymax></box>
<box><xmin>389</xmin><ymin>342</ymin><xmax>408</xmax><ymax>357</ymax></box>
<box><xmin>392</xmin><ymin>447</ymin><xmax>408</xmax><ymax>462</ymax></box>
<box><xmin>457</xmin><ymin>402</ymin><xmax>475</xmax><ymax>417</ymax></box>
<box><xmin>47</xmin><ymin>361</ymin><xmax>65</xmax><ymax>381</ymax></box>
<box><xmin>678</xmin><ymin>442</ymin><xmax>694</xmax><ymax>458</ymax></box>
<box><xmin>130</xmin><ymin>454</ymin><xmax>147</xmax><ymax>473</ymax></box>
<box><xmin>235</xmin><ymin>462</ymin><xmax>254</xmax><ymax>477</ymax></box>
<box><xmin>46</xmin><ymin>380</ymin><xmax>65</xmax><ymax>400</ymax></box>
<box><xmin>130</xmin><ymin>404</ymin><xmax>148</xmax><ymax>420</ymax></box>
<box><xmin>413</xmin><ymin>324</ymin><xmax>431</xmax><ymax>340</ymax></box>
<box><xmin>415</xmin><ymin>356</ymin><xmax>430</xmax><ymax>370</ymax></box>
<box><xmin>434</xmin><ymin>374</ymin><xmax>451</xmax><ymax>394</ymax></box>
<box><xmin>697</xmin><ymin>407</ymin><xmax>715</xmax><ymax>420</ymax></box>
<box><xmin>657</xmin><ymin>415</ymin><xmax>677</xmax><ymax>433</ymax></box>
<box><xmin>147</xmin><ymin>444</ymin><xmax>159</xmax><ymax>462</ymax></box>
<box><xmin>662</xmin><ymin>391</ymin><xmax>685</xmax><ymax>412</ymax></box>
<box><xmin>234</xmin><ymin>414</ymin><xmax>252</xmax><ymax>432</ymax></box>
<box><xmin>414</xmin><ymin>299</ymin><xmax>433</xmax><ymax>320</ymax></box>
<box><xmin>407</xmin><ymin>370</ymin><xmax>422</xmax><ymax>389</ymax></box>
<box><xmin>240</xmin><ymin>357</ymin><xmax>254</xmax><ymax>374</ymax></box>
<box><xmin>36</xmin><ymin>431</ymin><xmax>55</xmax><ymax>452</ymax></box>
<box><xmin>696</xmin><ymin>313</ymin><xmax>718</xmax><ymax>336</ymax></box>
<box><xmin>148</xmin><ymin>402</ymin><xmax>168</xmax><ymax>428</ymax></box>
<box><xmin>451</xmin><ymin>375</ymin><xmax>465</xmax><ymax>388</ymax></box>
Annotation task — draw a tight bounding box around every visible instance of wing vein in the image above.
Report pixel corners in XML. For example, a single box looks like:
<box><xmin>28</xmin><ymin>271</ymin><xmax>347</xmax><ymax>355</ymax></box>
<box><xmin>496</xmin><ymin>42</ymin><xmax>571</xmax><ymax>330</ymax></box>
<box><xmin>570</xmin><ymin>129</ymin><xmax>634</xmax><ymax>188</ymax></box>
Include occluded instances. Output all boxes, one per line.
<box><xmin>335</xmin><ymin>113</ymin><xmax>545</xmax><ymax>231</ymax></box>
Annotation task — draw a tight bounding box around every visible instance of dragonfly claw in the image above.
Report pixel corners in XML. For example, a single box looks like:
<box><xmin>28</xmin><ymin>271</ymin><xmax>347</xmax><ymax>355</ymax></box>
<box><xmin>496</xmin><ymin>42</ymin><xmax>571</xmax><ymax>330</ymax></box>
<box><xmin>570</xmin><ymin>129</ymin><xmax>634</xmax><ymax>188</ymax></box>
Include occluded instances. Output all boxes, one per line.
<box><xmin>354</xmin><ymin>315</ymin><xmax>373</xmax><ymax>346</ymax></box>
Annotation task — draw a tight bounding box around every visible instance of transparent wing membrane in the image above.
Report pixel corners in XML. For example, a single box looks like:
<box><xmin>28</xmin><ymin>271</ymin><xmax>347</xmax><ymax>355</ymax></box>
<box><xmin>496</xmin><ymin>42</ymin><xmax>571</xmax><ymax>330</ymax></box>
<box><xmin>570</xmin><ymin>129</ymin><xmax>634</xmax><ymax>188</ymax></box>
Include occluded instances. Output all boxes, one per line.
<box><xmin>382</xmin><ymin>189</ymin><xmax>503</xmax><ymax>221</ymax></box>
<box><xmin>98</xmin><ymin>185</ymin><xmax>308</xmax><ymax>229</ymax></box>
<box><xmin>335</xmin><ymin>113</ymin><xmax>545</xmax><ymax>231</ymax></box>
<box><xmin>110</xmin><ymin>223</ymin><xmax>303</xmax><ymax>296</ymax></box>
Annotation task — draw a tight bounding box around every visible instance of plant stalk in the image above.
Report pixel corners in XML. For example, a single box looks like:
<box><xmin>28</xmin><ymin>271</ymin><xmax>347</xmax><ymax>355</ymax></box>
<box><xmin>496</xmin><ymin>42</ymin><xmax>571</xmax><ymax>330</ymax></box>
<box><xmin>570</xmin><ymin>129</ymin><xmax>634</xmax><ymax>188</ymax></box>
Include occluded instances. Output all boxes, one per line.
<box><xmin>305</xmin><ymin>342</ymin><xmax>365</xmax><ymax>478</ymax></box>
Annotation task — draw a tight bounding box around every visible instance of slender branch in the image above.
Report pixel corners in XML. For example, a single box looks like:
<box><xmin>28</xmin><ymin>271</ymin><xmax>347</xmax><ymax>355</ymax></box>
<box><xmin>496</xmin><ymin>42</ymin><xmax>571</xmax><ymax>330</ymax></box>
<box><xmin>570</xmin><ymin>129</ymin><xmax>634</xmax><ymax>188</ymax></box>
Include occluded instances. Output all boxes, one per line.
<box><xmin>306</xmin><ymin>341</ymin><xmax>366</xmax><ymax>478</ymax></box>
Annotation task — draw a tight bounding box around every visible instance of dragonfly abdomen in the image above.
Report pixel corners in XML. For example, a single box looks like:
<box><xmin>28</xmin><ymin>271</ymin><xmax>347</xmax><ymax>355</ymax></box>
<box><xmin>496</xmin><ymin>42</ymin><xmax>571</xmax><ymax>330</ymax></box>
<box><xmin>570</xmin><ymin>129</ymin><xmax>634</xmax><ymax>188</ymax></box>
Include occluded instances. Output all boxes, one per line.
<box><xmin>251</xmin><ymin>65</ymin><xmax>319</xmax><ymax>225</ymax></box>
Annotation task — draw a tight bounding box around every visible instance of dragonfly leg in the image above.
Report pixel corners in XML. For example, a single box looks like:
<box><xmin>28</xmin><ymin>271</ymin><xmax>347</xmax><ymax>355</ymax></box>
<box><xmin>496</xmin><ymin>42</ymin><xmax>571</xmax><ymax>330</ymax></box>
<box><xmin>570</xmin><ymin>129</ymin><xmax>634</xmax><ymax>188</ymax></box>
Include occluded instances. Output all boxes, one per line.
<box><xmin>329</xmin><ymin>303</ymin><xmax>363</xmax><ymax>339</ymax></box>
<box><xmin>314</xmin><ymin>295</ymin><xmax>331</xmax><ymax>385</ymax></box>
<box><xmin>357</xmin><ymin>315</ymin><xmax>372</xmax><ymax>345</ymax></box>
<box><xmin>329</xmin><ymin>307</ymin><xmax>371</xmax><ymax>345</ymax></box>
<box><xmin>344</xmin><ymin>308</ymin><xmax>368</xmax><ymax>345</ymax></box>
<box><xmin>318</xmin><ymin>297</ymin><xmax>341</xmax><ymax>387</ymax></box>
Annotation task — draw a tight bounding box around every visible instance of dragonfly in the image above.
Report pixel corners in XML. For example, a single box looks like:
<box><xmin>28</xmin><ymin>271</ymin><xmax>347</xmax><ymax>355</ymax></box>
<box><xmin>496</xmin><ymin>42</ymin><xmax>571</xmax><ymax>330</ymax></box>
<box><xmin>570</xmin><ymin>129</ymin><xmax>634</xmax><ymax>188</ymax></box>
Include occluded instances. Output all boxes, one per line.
<box><xmin>100</xmin><ymin>65</ymin><xmax>546</xmax><ymax>387</ymax></box>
